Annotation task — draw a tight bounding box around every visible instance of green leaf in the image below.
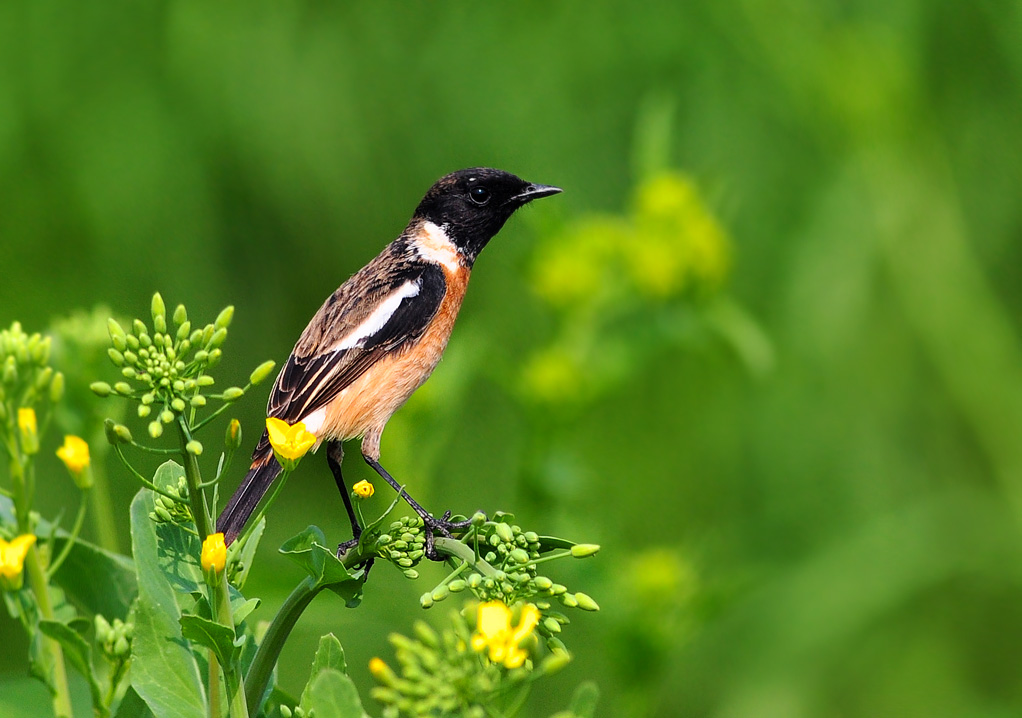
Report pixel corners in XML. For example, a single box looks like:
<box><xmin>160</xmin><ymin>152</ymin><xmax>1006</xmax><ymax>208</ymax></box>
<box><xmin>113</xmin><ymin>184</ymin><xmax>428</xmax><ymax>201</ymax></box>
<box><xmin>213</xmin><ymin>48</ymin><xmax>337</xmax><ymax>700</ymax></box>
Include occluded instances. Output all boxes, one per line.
<box><xmin>537</xmin><ymin>535</ymin><xmax>578</xmax><ymax>552</ymax></box>
<box><xmin>231</xmin><ymin>517</ymin><xmax>265</xmax><ymax>590</ymax></box>
<box><xmin>304</xmin><ymin>668</ymin><xmax>368</xmax><ymax>718</ymax></box>
<box><xmin>113</xmin><ymin>686</ymin><xmax>152</xmax><ymax>718</ymax></box>
<box><xmin>299</xmin><ymin>634</ymin><xmax>348</xmax><ymax>713</ymax></box>
<box><xmin>50</xmin><ymin>537</ymin><xmax>138</xmax><ymax>620</ymax></box>
<box><xmin>280</xmin><ymin>525</ymin><xmax>362</xmax><ymax>604</ymax></box>
<box><xmin>38</xmin><ymin>620</ymin><xmax>107</xmax><ymax>717</ymax></box>
<box><xmin>231</xmin><ymin>597</ymin><xmax>260</xmax><ymax>627</ymax></box>
<box><xmin>568</xmin><ymin>681</ymin><xmax>600</xmax><ymax>718</ymax></box>
<box><xmin>129</xmin><ymin>483</ymin><xmax>206</xmax><ymax>718</ymax></box>
<box><xmin>179</xmin><ymin>615</ymin><xmax>237</xmax><ymax>668</ymax></box>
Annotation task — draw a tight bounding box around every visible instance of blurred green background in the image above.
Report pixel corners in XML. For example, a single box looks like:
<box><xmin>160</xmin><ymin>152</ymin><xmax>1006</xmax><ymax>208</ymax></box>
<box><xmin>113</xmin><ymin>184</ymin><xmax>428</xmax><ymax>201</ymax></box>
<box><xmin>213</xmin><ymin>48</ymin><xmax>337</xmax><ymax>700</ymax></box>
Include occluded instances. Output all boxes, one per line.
<box><xmin>3</xmin><ymin>0</ymin><xmax>1022</xmax><ymax>716</ymax></box>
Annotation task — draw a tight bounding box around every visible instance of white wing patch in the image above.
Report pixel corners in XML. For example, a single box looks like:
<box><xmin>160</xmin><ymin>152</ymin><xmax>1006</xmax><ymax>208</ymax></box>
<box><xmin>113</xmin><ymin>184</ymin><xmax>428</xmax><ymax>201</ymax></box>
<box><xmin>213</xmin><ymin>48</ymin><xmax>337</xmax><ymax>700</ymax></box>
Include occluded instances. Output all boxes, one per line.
<box><xmin>416</xmin><ymin>221</ymin><xmax>461</xmax><ymax>272</ymax></box>
<box><xmin>329</xmin><ymin>279</ymin><xmax>421</xmax><ymax>353</ymax></box>
<box><xmin>300</xmin><ymin>407</ymin><xmax>326</xmax><ymax>435</ymax></box>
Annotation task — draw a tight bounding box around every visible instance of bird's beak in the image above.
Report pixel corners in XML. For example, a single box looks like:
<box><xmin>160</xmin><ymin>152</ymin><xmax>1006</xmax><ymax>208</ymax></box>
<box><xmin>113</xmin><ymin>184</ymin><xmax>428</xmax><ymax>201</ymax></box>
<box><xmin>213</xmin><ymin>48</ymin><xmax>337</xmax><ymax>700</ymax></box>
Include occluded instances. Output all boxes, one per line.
<box><xmin>513</xmin><ymin>183</ymin><xmax>563</xmax><ymax>203</ymax></box>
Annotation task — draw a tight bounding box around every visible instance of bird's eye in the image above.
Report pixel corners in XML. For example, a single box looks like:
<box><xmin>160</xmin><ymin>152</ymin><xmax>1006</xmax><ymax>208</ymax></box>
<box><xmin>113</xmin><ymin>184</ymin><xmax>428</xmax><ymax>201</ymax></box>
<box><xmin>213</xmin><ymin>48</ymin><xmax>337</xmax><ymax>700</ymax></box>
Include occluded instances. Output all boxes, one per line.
<box><xmin>469</xmin><ymin>186</ymin><xmax>490</xmax><ymax>205</ymax></box>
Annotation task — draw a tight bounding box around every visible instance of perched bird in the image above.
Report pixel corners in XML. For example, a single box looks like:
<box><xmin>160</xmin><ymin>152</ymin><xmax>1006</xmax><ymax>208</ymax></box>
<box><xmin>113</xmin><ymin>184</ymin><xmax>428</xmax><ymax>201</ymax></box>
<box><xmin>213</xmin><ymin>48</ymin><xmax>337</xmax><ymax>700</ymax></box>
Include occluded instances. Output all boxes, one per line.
<box><xmin>217</xmin><ymin>168</ymin><xmax>561</xmax><ymax>559</ymax></box>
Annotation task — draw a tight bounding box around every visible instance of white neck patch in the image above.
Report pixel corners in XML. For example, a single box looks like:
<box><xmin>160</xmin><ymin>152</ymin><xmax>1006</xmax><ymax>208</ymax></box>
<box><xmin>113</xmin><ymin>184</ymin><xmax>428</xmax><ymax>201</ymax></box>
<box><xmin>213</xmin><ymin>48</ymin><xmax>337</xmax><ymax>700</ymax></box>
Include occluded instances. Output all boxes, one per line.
<box><xmin>416</xmin><ymin>221</ymin><xmax>462</xmax><ymax>272</ymax></box>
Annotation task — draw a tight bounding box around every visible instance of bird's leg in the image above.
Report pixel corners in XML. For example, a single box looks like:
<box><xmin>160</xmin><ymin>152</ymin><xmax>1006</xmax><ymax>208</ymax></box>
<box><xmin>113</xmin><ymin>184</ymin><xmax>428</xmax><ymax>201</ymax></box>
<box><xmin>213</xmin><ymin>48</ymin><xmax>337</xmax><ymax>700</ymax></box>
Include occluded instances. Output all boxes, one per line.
<box><xmin>362</xmin><ymin>454</ymin><xmax>474</xmax><ymax>561</ymax></box>
<box><xmin>327</xmin><ymin>442</ymin><xmax>365</xmax><ymax>560</ymax></box>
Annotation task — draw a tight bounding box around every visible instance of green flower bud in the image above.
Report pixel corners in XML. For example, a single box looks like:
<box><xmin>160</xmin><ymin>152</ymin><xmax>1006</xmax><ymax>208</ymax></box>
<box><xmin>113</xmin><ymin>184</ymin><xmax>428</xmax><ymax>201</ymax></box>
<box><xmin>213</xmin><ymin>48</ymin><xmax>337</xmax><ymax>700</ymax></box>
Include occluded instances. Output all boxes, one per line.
<box><xmin>222</xmin><ymin>387</ymin><xmax>244</xmax><ymax>401</ymax></box>
<box><xmin>249</xmin><ymin>360</ymin><xmax>276</xmax><ymax>386</ymax></box>
<box><xmin>49</xmin><ymin>372</ymin><xmax>65</xmax><ymax>403</ymax></box>
<box><xmin>176</xmin><ymin>321</ymin><xmax>191</xmax><ymax>342</ymax></box>
<box><xmin>196</xmin><ymin>375</ymin><xmax>215</xmax><ymax>387</ymax></box>
<box><xmin>154</xmin><ymin>315</ymin><xmax>166</xmax><ymax>334</ymax></box>
<box><xmin>550</xmin><ymin>583</ymin><xmax>567</xmax><ymax>595</ymax></box>
<box><xmin>524</xmin><ymin>531</ymin><xmax>539</xmax><ymax>543</ymax></box>
<box><xmin>95</xmin><ymin>614</ymin><xmax>112</xmax><ymax>642</ymax></box>
<box><xmin>467</xmin><ymin>573</ymin><xmax>482</xmax><ymax>589</ymax></box>
<box><xmin>108</xmin><ymin>318</ymin><xmax>127</xmax><ymax>348</ymax></box>
<box><xmin>208</xmin><ymin>328</ymin><xmax>227</xmax><ymax>349</ymax></box>
<box><xmin>377</xmin><ymin>534</ymin><xmax>392</xmax><ymax>546</ymax></box>
<box><xmin>173</xmin><ymin>304</ymin><xmax>188</xmax><ymax>325</ymax></box>
<box><xmin>186</xmin><ymin>440</ymin><xmax>202</xmax><ymax>456</ymax></box>
<box><xmin>124</xmin><ymin>350</ymin><xmax>138</xmax><ymax>365</ymax></box>
<box><xmin>574</xmin><ymin>592</ymin><xmax>599</xmax><ymax>611</ymax></box>
<box><xmin>539</xmin><ymin>651</ymin><xmax>572</xmax><ymax>676</ymax></box>
<box><xmin>194</xmin><ymin>350</ymin><xmax>208</xmax><ymax>363</ymax></box>
<box><xmin>413</xmin><ymin>621</ymin><xmax>439</xmax><ymax>648</ymax></box>
<box><xmin>151</xmin><ymin>293</ymin><xmax>166</xmax><ymax>325</ymax></box>
<box><xmin>33</xmin><ymin>336</ymin><xmax>51</xmax><ymax>366</ymax></box>
<box><xmin>138</xmin><ymin>333</ymin><xmax>152</xmax><ymax>348</ymax></box>
<box><xmin>160</xmin><ymin>409</ymin><xmax>174</xmax><ymax>424</ymax></box>
<box><xmin>104</xmin><ymin>419</ymin><xmax>132</xmax><ymax>445</ymax></box>
<box><xmin>419</xmin><ymin>593</ymin><xmax>434</xmax><ymax>609</ymax></box>
<box><xmin>190</xmin><ymin>395</ymin><xmax>206</xmax><ymax>408</ymax></box>
<box><xmin>570</xmin><ymin>543</ymin><xmax>600</xmax><ymax>558</ymax></box>
<box><xmin>148</xmin><ymin>421</ymin><xmax>163</xmax><ymax>439</ymax></box>
<box><xmin>113</xmin><ymin>636</ymin><xmax>129</xmax><ymax>656</ymax></box>
<box><xmin>171</xmin><ymin>398</ymin><xmax>185</xmax><ymax>413</ymax></box>
<box><xmin>495</xmin><ymin>522</ymin><xmax>514</xmax><ymax>543</ymax></box>
<box><xmin>214</xmin><ymin>305</ymin><xmax>234</xmax><ymax>331</ymax></box>
<box><xmin>510</xmin><ymin>548</ymin><xmax>530</xmax><ymax>564</ymax></box>
<box><xmin>471</xmin><ymin>511</ymin><xmax>487</xmax><ymax>526</ymax></box>
<box><xmin>543</xmin><ymin>617</ymin><xmax>561</xmax><ymax>633</ymax></box>
<box><xmin>125</xmin><ymin>334</ymin><xmax>139</xmax><ymax>350</ymax></box>
<box><xmin>225</xmin><ymin>419</ymin><xmax>242</xmax><ymax>451</ymax></box>
<box><xmin>121</xmin><ymin>367</ymin><xmax>136</xmax><ymax>379</ymax></box>
<box><xmin>90</xmin><ymin>381</ymin><xmax>112</xmax><ymax>397</ymax></box>
<box><xmin>114</xmin><ymin>382</ymin><xmax>132</xmax><ymax>395</ymax></box>
<box><xmin>560</xmin><ymin>593</ymin><xmax>579</xmax><ymax>608</ymax></box>
<box><xmin>402</xmin><ymin>568</ymin><xmax>419</xmax><ymax>580</ymax></box>
<box><xmin>448</xmin><ymin>579</ymin><xmax>467</xmax><ymax>593</ymax></box>
<box><xmin>138</xmin><ymin>405</ymin><xmax>151</xmax><ymax>418</ymax></box>
<box><xmin>155</xmin><ymin>506</ymin><xmax>173</xmax><ymax>522</ymax></box>
<box><xmin>533</xmin><ymin>576</ymin><xmax>553</xmax><ymax>590</ymax></box>
<box><xmin>132</xmin><ymin>319</ymin><xmax>147</xmax><ymax>337</ymax></box>
<box><xmin>208</xmin><ymin>348</ymin><xmax>222</xmax><ymax>366</ymax></box>
<box><xmin>3</xmin><ymin>357</ymin><xmax>18</xmax><ymax>385</ymax></box>
<box><xmin>397</xmin><ymin>557</ymin><xmax>414</xmax><ymax>568</ymax></box>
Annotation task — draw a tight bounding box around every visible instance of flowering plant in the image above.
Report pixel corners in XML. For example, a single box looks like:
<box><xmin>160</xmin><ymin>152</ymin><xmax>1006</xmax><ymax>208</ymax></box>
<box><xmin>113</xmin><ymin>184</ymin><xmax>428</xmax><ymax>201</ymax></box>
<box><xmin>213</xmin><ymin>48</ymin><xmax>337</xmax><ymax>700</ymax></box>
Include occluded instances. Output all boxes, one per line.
<box><xmin>0</xmin><ymin>297</ymin><xmax>602</xmax><ymax>718</ymax></box>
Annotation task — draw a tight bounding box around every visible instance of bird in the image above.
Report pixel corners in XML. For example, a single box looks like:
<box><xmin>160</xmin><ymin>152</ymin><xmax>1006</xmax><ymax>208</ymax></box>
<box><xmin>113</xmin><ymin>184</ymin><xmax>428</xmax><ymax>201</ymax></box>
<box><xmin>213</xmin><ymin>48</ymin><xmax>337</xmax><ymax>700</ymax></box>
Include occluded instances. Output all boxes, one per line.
<box><xmin>216</xmin><ymin>167</ymin><xmax>562</xmax><ymax>560</ymax></box>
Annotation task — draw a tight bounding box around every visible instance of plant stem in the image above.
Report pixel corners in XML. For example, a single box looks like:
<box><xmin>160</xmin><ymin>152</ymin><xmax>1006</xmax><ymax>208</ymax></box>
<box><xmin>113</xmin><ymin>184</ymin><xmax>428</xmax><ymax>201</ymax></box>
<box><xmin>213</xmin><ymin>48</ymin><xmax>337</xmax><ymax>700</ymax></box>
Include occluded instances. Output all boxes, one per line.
<box><xmin>25</xmin><ymin>544</ymin><xmax>74</xmax><ymax>717</ymax></box>
<box><xmin>47</xmin><ymin>489</ymin><xmax>89</xmax><ymax>579</ymax></box>
<box><xmin>178</xmin><ymin>418</ymin><xmax>211</xmax><ymax>539</ymax></box>
<box><xmin>244</xmin><ymin>575</ymin><xmax>322</xmax><ymax>716</ymax></box>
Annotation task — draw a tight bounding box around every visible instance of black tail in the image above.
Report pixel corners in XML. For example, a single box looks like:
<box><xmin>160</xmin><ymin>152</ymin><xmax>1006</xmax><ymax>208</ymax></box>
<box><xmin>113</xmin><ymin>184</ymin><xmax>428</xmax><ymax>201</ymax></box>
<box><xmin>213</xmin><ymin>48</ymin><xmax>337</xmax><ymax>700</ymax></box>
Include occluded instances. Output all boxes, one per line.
<box><xmin>217</xmin><ymin>431</ymin><xmax>281</xmax><ymax>544</ymax></box>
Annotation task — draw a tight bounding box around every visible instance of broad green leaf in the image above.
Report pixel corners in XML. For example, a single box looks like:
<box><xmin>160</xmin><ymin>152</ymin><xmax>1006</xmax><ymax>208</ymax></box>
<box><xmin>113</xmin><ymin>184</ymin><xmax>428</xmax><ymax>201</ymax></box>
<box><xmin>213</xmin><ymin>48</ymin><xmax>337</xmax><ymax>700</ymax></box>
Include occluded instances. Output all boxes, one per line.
<box><xmin>280</xmin><ymin>526</ymin><xmax>364</xmax><ymax>607</ymax></box>
<box><xmin>299</xmin><ymin>634</ymin><xmax>348</xmax><ymax>713</ymax></box>
<box><xmin>179</xmin><ymin>615</ymin><xmax>237</xmax><ymax>668</ymax></box>
<box><xmin>38</xmin><ymin>619</ymin><xmax>107</xmax><ymax>717</ymax></box>
<box><xmin>231</xmin><ymin>597</ymin><xmax>260</xmax><ymax>627</ymax></box>
<box><xmin>568</xmin><ymin>681</ymin><xmax>600</xmax><ymax>718</ymax></box>
<box><xmin>113</xmin><ymin>686</ymin><xmax>152</xmax><ymax>718</ymax></box>
<box><xmin>304</xmin><ymin>668</ymin><xmax>368</xmax><ymax>718</ymax></box>
<box><xmin>129</xmin><ymin>482</ymin><xmax>206</xmax><ymax>718</ymax></box>
<box><xmin>50</xmin><ymin>537</ymin><xmax>137</xmax><ymax>620</ymax></box>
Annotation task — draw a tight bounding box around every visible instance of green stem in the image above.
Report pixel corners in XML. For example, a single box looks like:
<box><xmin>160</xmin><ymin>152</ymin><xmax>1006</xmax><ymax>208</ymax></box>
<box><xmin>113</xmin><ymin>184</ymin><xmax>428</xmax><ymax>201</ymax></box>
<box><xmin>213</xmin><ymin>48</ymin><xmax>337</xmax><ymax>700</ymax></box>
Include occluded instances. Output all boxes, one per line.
<box><xmin>26</xmin><ymin>544</ymin><xmax>74</xmax><ymax>717</ymax></box>
<box><xmin>47</xmin><ymin>489</ymin><xmax>89</xmax><ymax>579</ymax></box>
<box><xmin>177</xmin><ymin>418</ymin><xmax>211</xmax><ymax>539</ymax></box>
<box><xmin>434</xmin><ymin>537</ymin><xmax>501</xmax><ymax>577</ymax></box>
<box><xmin>86</xmin><ymin>443</ymin><xmax>120</xmax><ymax>553</ymax></box>
<box><xmin>244</xmin><ymin>576</ymin><xmax>322</xmax><ymax>716</ymax></box>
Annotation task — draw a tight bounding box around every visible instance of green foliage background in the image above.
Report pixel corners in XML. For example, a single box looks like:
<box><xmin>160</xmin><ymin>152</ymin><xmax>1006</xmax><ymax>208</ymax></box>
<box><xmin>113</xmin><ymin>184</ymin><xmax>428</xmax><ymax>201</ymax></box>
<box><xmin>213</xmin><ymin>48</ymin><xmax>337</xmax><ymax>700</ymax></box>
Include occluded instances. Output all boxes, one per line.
<box><xmin>3</xmin><ymin>1</ymin><xmax>1022</xmax><ymax>716</ymax></box>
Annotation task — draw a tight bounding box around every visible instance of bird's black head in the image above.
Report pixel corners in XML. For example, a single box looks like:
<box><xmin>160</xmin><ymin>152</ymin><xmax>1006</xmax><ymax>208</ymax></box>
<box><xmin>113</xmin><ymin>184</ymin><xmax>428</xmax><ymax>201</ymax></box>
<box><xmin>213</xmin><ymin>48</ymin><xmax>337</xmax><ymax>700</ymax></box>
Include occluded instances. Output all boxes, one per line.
<box><xmin>413</xmin><ymin>168</ymin><xmax>562</xmax><ymax>264</ymax></box>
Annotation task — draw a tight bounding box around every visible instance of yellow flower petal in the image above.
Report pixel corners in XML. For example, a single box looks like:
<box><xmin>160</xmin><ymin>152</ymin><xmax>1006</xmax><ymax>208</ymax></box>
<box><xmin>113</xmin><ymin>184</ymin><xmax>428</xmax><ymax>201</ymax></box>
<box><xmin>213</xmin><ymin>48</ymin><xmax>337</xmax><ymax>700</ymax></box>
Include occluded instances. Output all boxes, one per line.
<box><xmin>266</xmin><ymin>417</ymin><xmax>317</xmax><ymax>469</ymax></box>
<box><xmin>0</xmin><ymin>534</ymin><xmax>37</xmax><ymax>580</ymax></box>
<box><xmin>200</xmin><ymin>532</ymin><xmax>227</xmax><ymax>574</ymax></box>
<box><xmin>17</xmin><ymin>408</ymin><xmax>37</xmax><ymax>436</ymax></box>
<box><xmin>352</xmin><ymin>480</ymin><xmax>374</xmax><ymax>499</ymax></box>
<box><xmin>56</xmin><ymin>435</ymin><xmax>90</xmax><ymax>475</ymax></box>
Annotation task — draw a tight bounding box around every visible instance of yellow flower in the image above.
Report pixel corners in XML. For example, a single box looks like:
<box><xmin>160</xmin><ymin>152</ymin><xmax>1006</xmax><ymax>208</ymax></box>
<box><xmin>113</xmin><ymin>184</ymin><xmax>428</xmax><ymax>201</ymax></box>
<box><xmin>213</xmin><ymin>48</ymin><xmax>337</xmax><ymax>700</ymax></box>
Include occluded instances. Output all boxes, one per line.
<box><xmin>352</xmin><ymin>480</ymin><xmax>374</xmax><ymax>499</ymax></box>
<box><xmin>265</xmin><ymin>417</ymin><xmax>316</xmax><ymax>471</ymax></box>
<box><xmin>56</xmin><ymin>435</ymin><xmax>92</xmax><ymax>489</ymax></box>
<box><xmin>470</xmin><ymin>601</ymin><xmax>540</xmax><ymax>669</ymax></box>
<box><xmin>0</xmin><ymin>534</ymin><xmax>37</xmax><ymax>589</ymax></box>
<box><xmin>200</xmin><ymin>532</ymin><xmax>227</xmax><ymax>574</ymax></box>
<box><xmin>17</xmin><ymin>407</ymin><xmax>39</xmax><ymax>455</ymax></box>
<box><xmin>368</xmin><ymin>657</ymin><xmax>396</xmax><ymax>686</ymax></box>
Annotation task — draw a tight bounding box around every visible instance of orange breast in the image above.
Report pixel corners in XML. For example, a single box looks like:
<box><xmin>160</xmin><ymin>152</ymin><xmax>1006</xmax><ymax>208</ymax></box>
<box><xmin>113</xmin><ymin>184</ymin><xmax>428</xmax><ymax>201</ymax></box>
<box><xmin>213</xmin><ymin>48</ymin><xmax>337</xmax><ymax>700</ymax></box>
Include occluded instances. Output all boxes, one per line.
<box><xmin>318</xmin><ymin>265</ymin><xmax>470</xmax><ymax>457</ymax></box>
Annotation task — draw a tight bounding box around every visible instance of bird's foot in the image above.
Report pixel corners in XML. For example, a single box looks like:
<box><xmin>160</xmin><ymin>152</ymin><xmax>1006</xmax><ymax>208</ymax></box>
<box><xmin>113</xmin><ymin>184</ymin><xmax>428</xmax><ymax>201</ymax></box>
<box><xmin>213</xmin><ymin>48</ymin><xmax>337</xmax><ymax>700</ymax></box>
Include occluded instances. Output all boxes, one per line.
<box><xmin>336</xmin><ymin>536</ymin><xmax>375</xmax><ymax>578</ymax></box>
<box><xmin>421</xmin><ymin>510</ymin><xmax>478</xmax><ymax>561</ymax></box>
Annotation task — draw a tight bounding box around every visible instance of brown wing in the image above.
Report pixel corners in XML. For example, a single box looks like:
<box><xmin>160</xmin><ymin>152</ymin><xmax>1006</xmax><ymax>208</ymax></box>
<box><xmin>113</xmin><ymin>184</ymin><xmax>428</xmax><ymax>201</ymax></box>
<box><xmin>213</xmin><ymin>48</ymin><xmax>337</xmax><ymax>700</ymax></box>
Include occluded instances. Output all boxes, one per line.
<box><xmin>265</xmin><ymin>257</ymin><xmax>447</xmax><ymax>425</ymax></box>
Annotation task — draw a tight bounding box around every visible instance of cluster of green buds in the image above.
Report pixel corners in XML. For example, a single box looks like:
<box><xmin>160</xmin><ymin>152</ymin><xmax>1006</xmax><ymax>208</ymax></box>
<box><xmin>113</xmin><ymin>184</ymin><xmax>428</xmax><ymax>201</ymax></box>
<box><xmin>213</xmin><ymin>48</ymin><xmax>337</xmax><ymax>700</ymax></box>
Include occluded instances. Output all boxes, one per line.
<box><xmin>148</xmin><ymin>475</ymin><xmax>192</xmax><ymax>526</ymax></box>
<box><xmin>369</xmin><ymin>607</ymin><xmax>571</xmax><ymax>718</ymax></box>
<box><xmin>375</xmin><ymin>515</ymin><xmax>428</xmax><ymax>579</ymax></box>
<box><xmin>94</xmin><ymin>614</ymin><xmax>133</xmax><ymax>663</ymax></box>
<box><xmin>411</xmin><ymin>513</ymin><xmax>599</xmax><ymax>653</ymax></box>
<box><xmin>0</xmin><ymin>322</ymin><xmax>64</xmax><ymax>444</ymax></box>
<box><xmin>90</xmin><ymin>293</ymin><xmax>274</xmax><ymax>452</ymax></box>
